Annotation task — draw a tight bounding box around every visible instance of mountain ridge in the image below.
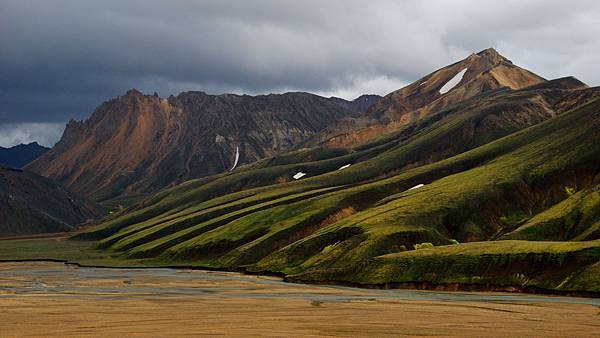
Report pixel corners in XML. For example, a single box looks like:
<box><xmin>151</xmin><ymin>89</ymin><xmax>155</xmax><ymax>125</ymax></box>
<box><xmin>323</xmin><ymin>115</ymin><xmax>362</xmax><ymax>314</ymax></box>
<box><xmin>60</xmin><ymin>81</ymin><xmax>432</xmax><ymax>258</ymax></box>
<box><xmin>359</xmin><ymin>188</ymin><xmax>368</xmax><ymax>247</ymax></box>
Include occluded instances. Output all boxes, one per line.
<box><xmin>27</xmin><ymin>90</ymin><xmax>374</xmax><ymax>204</ymax></box>
<box><xmin>301</xmin><ymin>48</ymin><xmax>548</xmax><ymax>149</ymax></box>
<box><xmin>0</xmin><ymin>142</ymin><xmax>49</xmax><ymax>168</ymax></box>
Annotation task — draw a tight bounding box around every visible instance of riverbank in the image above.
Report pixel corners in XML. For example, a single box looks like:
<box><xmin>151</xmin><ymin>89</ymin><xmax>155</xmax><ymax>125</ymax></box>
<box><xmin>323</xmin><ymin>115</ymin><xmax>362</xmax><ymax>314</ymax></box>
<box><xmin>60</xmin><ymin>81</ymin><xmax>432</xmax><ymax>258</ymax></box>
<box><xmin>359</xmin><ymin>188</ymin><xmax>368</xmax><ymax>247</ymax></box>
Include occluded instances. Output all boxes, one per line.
<box><xmin>1</xmin><ymin>261</ymin><xmax>599</xmax><ymax>337</ymax></box>
<box><xmin>0</xmin><ymin>236</ymin><xmax>599</xmax><ymax>298</ymax></box>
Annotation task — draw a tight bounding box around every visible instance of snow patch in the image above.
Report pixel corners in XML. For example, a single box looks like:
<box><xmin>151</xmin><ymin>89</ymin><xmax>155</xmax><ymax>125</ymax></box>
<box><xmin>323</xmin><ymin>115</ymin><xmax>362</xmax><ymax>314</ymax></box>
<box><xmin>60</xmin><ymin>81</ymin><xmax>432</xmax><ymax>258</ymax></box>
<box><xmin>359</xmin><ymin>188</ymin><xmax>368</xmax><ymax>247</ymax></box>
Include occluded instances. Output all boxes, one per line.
<box><xmin>439</xmin><ymin>68</ymin><xmax>468</xmax><ymax>94</ymax></box>
<box><xmin>419</xmin><ymin>81</ymin><xmax>427</xmax><ymax>86</ymax></box>
<box><xmin>408</xmin><ymin>184</ymin><xmax>424</xmax><ymax>190</ymax></box>
<box><xmin>230</xmin><ymin>146</ymin><xmax>240</xmax><ymax>171</ymax></box>
<box><xmin>338</xmin><ymin>164</ymin><xmax>351</xmax><ymax>170</ymax></box>
<box><xmin>293</xmin><ymin>172</ymin><xmax>306</xmax><ymax>180</ymax></box>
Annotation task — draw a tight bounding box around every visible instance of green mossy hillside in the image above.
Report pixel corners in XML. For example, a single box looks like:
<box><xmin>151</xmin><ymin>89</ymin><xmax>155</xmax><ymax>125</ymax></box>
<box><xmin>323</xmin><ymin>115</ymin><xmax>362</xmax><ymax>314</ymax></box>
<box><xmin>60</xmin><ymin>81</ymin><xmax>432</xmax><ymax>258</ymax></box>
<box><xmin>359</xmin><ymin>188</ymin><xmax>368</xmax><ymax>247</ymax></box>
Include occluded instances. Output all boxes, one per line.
<box><xmin>71</xmin><ymin>89</ymin><xmax>600</xmax><ymax>294</ymax></box>
<box><xmin>286</xmin><ymin>240</ymin><xmax>600</xmax><ymax>293</ymax></box>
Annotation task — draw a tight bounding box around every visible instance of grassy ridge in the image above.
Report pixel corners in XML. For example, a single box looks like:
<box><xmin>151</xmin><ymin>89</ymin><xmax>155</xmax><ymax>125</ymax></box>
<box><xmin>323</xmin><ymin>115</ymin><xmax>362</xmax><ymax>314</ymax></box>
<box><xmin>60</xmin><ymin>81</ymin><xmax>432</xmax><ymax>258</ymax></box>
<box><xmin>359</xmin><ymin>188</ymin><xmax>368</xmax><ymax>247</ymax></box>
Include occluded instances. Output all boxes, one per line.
<box><xmin>245</xmin><ymin>97</ymin><xmax>599</xmax><ymax>274</ymax></box>
<box><xmin>501</xmin><ymin>185</ymin><xmax>600</xmax><ymax>241</ymax></box>
<box><xmin>287</xmin><ymin>240</ymin><xmax>600</xmax><ymax>293</ymax></box>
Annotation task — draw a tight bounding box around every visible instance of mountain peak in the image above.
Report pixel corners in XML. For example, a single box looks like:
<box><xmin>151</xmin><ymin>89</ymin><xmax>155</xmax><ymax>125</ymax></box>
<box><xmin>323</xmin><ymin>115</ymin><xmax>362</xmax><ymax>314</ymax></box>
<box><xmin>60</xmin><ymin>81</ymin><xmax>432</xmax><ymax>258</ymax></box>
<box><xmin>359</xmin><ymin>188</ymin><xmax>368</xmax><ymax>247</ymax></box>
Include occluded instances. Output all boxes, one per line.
<box><xmin>477</xmin><ymin>47</ymin><xmax>500</xmax><ymax>55</ymax></box>
<box><xmin>361</xmin><ymin>47</ymin><xmax>546</xmax><ymax>137</ymax></box>
<box><xmin>124</xmin><ymin>88</ymin><xmax>143</xmax><ymax>97</ymax></box>
<box><xmin>473</xmin><ymin>47</ymin><xmax>510</xmax><ymax>65</ymax></box>
<box><xmin>0</xmin><ymin>141</ymin><xmax>50</xmax><ymax>168</ymax></box>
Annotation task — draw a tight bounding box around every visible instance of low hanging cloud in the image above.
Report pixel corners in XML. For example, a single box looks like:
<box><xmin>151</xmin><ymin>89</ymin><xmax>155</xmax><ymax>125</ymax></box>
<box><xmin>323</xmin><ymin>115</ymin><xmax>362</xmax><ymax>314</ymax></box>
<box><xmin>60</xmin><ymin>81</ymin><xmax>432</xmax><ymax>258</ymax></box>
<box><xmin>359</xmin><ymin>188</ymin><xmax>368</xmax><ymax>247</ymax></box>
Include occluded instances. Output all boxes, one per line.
<box><xmin>0</xmin><ymin>0</ymin><xmax>599</xmax><ymax>146</ymax></box>
<box><xmin>0</xmin><ymin>123</ymin><xmax>64</xmax><ymax>148</ymax></box>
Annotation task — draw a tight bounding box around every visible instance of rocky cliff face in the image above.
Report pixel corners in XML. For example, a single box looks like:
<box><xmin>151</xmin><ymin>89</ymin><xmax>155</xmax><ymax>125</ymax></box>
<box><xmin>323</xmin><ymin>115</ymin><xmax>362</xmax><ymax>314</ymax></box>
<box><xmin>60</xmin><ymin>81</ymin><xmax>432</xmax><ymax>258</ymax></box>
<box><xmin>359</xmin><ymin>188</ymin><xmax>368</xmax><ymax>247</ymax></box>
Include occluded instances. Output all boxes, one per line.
<box><xmin>0</xmin><ymin>166</ymin><xmax>103</xmax><ymax>236</ymax></box>
<box><xmin>27</xmin><ymin>90</ymin><xmax>358</xmax><ymax>202</ymax></box>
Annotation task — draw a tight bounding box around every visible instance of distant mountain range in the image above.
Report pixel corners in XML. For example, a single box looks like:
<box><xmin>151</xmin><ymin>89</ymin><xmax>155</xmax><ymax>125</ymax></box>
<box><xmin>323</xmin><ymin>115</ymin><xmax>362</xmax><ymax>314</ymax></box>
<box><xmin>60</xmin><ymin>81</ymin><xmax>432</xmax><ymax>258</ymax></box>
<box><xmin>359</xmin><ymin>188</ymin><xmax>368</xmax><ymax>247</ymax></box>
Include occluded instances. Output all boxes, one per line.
<box><xmin>0</xmin><ymin>142</ymin><xmax>49</xmax><ymax>168</ymax></box>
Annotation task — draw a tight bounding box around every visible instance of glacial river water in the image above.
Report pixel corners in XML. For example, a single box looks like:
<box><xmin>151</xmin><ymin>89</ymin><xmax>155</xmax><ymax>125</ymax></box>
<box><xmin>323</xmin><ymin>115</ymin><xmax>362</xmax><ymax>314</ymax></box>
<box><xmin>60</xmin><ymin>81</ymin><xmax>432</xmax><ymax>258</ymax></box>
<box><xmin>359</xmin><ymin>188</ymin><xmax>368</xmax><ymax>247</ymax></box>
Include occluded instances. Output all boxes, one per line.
<box><xmin>1</xmin><ymin>261</ymin><xmax>599</xmax><ymax>305</ymax></box>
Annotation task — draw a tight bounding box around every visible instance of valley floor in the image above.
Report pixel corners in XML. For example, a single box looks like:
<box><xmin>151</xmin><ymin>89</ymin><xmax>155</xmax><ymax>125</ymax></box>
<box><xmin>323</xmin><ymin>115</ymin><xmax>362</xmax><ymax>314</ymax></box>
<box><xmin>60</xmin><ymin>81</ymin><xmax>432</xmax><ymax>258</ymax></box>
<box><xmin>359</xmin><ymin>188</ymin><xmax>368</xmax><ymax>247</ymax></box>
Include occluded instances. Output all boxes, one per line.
<box><xmin>1</xmin><ymin>262</ymin><xmax>599</xmax><ymax>337</ymax></box>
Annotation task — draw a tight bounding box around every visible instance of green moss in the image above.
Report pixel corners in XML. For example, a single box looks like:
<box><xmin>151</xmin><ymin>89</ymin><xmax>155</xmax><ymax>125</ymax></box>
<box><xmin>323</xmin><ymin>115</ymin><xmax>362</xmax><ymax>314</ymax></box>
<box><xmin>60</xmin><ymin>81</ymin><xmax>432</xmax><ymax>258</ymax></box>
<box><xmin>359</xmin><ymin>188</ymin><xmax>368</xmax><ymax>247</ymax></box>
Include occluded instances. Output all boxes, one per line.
<box><xmin>414</xmin><ymin>242</ymin><xmax>435</xmax><ymax>250</ymax></box>
<box><xmin>502</xmin><ymin>185</ymin><xmax>600</xmax><ymax>241</ymax></box>
<box><xmin>289</xmin><ymin>240</ymin><xmax>600</xmax><ymax>292</ymax></box>
<box><xmin>0</xmin><ymin>237</ymin><xmax>147</xmax><ymax>267</ymax></box>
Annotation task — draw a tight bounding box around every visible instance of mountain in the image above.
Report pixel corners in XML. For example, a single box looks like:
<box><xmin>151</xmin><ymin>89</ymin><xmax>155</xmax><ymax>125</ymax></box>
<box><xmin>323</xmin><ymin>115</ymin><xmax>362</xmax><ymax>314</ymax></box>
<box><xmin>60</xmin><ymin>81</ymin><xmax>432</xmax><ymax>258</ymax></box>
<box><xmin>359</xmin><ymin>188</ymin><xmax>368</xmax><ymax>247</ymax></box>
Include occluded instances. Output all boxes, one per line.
<box><xmin>27</xmin><ymin>90</ymin><xmax>360</xmax><ymax>204</ymax></box>
<box><xmin>15</xmin><ymin>47</ymin><xmax>600</xmax><ymax>293</ymax></box>
<box><xmin>76</xmin><ymin>54</ymin><xmax>600</xmax><ymax>295</ymax></box>
<box><xmin>0</xmin><ymin>142</ymin><xmax>49</xmax><ymax>168</ymax></box>
<box><xmin>0</xmin><ymin>166</ymin><xmax>103</xmax><ymax>236</ymax></box>
<box><xmin>327</xmin><ymin>94</ymin><xmax>382</xmax><ymax>112</ymax></box>
<box><xmin>368</xmin><ymin>48</ymin><xmax>545</xmax><ymax>121</ymax></box>
<box><xmin>303</xmin><ymin>48</ymin><xmax>547</xmax><ymax>149</ymax></box>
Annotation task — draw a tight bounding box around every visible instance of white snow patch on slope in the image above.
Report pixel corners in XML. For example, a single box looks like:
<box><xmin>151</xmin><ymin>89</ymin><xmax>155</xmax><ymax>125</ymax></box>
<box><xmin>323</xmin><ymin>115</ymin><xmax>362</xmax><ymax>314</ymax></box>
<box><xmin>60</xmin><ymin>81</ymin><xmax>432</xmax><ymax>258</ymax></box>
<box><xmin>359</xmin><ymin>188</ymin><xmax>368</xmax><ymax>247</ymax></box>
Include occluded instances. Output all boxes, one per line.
<box><xmin>293</xmin><ymin>172</ymin><xmax>306</xmax><ymax>179</ymax></box>
<box><xmin>439</xmin><ymin>68</ymin><xmax>468</xmax><ymax>94</ymax></box>
<box><xmin>230</xmin><ymin>146</ymin><xmax>240</xmax><ymax>171</ymax></box>
<box><xmin>408</xmin><ymin>183</ymin><xmax>424</xmax><ymax>190</ymax></box>
<box><xmin>338</xmin><ymin>164</ymin><xmax>351</xmax><ymax>170</ymax></box>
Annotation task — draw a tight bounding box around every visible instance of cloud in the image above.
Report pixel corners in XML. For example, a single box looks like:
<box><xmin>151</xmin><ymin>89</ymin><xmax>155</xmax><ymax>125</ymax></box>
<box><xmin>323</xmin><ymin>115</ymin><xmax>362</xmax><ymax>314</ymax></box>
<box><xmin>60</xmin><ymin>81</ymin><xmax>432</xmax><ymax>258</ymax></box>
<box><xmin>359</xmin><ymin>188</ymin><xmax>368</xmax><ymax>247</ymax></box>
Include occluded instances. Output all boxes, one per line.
<box><xmin>0</xmin><ymin>123</ymin><xmax>65</xmax><ymax>148</ymax></box>
<box><xmin>0</xmin><ymin>0</ymin><xmax>599</xmax><ymax>146</ymax></box>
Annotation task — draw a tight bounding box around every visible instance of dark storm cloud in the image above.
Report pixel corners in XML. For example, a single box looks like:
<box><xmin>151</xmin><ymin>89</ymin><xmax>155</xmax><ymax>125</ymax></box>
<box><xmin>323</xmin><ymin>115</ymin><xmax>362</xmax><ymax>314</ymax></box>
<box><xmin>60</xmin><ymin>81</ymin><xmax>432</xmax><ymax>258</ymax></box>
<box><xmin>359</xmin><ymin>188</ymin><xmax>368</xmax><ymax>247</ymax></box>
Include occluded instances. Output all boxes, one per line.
<box><xmin>1</xmin><ymin>0</ymin><xmax>599</xmax><ymax>146</ymax></box>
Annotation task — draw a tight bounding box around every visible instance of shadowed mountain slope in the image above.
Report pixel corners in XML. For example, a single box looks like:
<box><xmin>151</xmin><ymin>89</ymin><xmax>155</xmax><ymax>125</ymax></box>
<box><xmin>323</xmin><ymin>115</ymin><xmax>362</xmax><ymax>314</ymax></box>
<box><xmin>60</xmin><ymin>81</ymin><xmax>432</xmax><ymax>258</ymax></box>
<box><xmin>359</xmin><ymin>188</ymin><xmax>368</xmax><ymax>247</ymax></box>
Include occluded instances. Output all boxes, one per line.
<box><xmin>0</xmin><ymin>166</ymin><xmax>103</xmax><ymax>236</ymax></box>
<box><xmin>0</xmin><ymin>142</ymin><xmax>49</xmax><ymax>168</ymax></box>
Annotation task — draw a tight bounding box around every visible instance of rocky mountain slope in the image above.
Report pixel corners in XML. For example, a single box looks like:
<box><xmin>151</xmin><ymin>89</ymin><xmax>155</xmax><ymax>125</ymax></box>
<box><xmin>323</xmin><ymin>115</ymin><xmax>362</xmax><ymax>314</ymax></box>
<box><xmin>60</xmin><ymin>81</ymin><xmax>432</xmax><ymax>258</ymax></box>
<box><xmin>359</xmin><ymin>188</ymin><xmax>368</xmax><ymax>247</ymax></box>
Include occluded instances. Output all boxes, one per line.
<box><xmin>27</xmin><ymin>91</ymin><xmax>369</xmax><ymax>204</ymax></box>
<box><xmin>0</xmin><ymin>166</ymin><xmax>103</xmax><ymax>236</ymax></box>
<box><xmin>302</xmin><ymin>48</ymin><xmax>546</xmax><ymax>149</ymax></box>
<box><xmin>0</xmin><ymin>142</ymin><xmax>49</xmax><ymax>168</ymax></box>
<box><xmin>76</xmin><ymin>52</ymin><xmax>600</xmax><ymax>294</ymax></box>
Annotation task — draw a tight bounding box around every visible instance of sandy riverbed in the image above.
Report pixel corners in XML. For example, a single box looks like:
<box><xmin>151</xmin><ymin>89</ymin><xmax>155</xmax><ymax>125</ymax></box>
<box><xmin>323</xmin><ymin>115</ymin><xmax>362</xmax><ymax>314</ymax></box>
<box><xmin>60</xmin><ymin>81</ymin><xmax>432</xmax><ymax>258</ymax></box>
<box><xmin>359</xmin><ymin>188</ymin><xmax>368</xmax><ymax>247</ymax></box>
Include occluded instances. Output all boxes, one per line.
<box><xmin>0</xmin><ymin>262</ymin><xmax>598</xmax><ymax>337</ymax></box>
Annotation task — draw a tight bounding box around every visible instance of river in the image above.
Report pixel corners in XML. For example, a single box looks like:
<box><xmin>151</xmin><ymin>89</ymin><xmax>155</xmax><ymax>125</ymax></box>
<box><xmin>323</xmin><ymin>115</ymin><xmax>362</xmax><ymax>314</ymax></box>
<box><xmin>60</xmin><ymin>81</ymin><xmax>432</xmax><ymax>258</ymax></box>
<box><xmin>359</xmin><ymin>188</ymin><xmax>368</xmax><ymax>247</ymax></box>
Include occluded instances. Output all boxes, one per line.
<box><xmin>1</xmin><ymin>262</ymin><xmax>598</xmax><ymax>336</ymax></box>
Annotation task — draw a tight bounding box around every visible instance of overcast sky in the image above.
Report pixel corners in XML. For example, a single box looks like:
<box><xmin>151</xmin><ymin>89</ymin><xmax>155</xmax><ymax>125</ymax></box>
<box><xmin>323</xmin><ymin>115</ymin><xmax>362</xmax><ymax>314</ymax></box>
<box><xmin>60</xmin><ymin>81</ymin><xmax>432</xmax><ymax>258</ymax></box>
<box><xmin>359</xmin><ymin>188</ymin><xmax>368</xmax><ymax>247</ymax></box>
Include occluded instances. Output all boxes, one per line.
<box><xmin>1</xmin><ymin>0</ymin><xmax>599</xmax><ymax>147</ymax></box>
